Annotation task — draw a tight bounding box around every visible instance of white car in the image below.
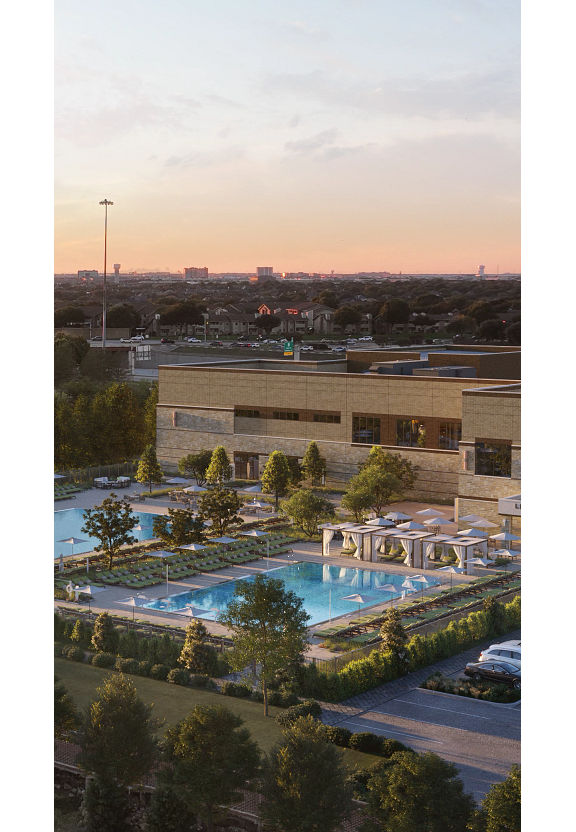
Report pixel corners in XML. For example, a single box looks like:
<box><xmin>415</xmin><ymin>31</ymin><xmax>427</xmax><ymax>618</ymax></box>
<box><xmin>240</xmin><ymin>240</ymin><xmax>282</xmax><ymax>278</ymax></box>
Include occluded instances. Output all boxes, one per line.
<box><xmin>359</xmin><ymin>336</ymin><xmax>374</xmax><ymax>341</ymax></box>
<box><xmin>300</xmin><ymin>345</ymin><xmax>314</xmax><ymax>351</ymax></box>
<box><xmin>479</xmin><ymin>640</ymin><xmax>521</xmax><ymax>667</ymax></box>
<box><xmin>130</xmin><ymin>335</ymin><xmax>145</xmax><ymax>342</ymax></box>
<box><xmin>187</xmin><ymin>337</ymin><xmax>202</xmax><ymax>343</ymax></box>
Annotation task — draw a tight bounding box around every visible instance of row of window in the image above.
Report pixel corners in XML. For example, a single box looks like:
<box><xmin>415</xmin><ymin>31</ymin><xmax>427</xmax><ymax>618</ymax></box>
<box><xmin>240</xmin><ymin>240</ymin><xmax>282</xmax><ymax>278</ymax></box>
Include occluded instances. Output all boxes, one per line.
<box><xmin>235</xmin><ymin>408</ymin><xmax>341</xmax><ymax>424</ymax></box>
<box><xmin>351</xmin><ymin>416</ymin><xmax>462</xmax><ymax>451</ymax></box>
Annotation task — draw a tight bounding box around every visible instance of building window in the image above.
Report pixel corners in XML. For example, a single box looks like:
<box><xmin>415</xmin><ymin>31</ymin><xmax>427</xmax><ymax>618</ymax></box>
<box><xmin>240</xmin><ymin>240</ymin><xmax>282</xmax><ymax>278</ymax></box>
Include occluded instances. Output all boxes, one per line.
<box><xmin>313</xmin><ymin>413</ymin><xmax>341</xmax><ymax>424</ymax></box>
<box><xmin>475</xmin><ymin>441</ymin><xmax>512</xmax><ymax>478</ymax></box>
<box><xmin>272</xmin><ymin>410</ymin><xmax>300</xmax><ymax>421</ymax></box>
<box><xmin>352</xmin><ymin>415</ymin><xmax>381</xmax><ymax>444</ymax></box>
<box><xmin>396</xmin><ymin>419</ymin><xmax>424</xmax><ymax>447</ymax></box>
<box><xmin>439</xmin><ymin>422</ymin><xmax>462</xmax><ymax>450</ymax></box>
<box><xmin>235</xmin><ymin>408</ymin><xmax>260</xmax><ymax>418</ymax></box>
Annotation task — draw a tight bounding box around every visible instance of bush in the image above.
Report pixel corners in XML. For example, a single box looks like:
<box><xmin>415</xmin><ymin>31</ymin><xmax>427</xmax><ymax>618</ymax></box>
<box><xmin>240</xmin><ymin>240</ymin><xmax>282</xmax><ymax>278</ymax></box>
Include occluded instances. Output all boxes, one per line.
<box><xmin>276</xmin><ymin>699</ymin><xmax>322</xmax><ymax>726</ymax></box>
<box><xmin>189</xmin><ymin>674</ymin><xmax>216</xmax><ymax>690</ymax></box>
<box><xmin>349</xmin><ymin>732</ymin><xmax>384</xmax><ymax>754</ymax></box>
<box><xmin>167</xmin><ymin>668</ymin><xmax>190</xmax><ymax>686</ymax></box>
<box><xmin>114</xmin><ymin>657</ymin><xmax>139</xmax><ymax>674</ymax></box>
<box><xmin>136</xmin><ymin>661</ymin><xmax>152</xmax><ymax>677</ymax></box>
<box><xmin>325</xmin><ymin>726</ymin><xmax>352</xmax><ymax>747</ymax></box>
<box><xmin>381</xmin><ymin>738</ymin><xmax>411</xmax><ymax>757</ymax></box>
<box><xmin>150</xmin><ymin>663</ymin><xmax>170</xmax><ymax>681</ymax></box>
<box><xmin>221</xmin><ymin>681</ymin><xmax>252</xmax><ymax>698</ymax></box>
<box><xmin>63</xmin><ymin>645</ymin><xmax>85</xmax><ymax>662</ymax></box>
<box><xmin>91</xmin><ymin>652</ymin><xmax>116</xmax><ymax>668</ymax></box>
<box><xmin>267</xmin><ymin>689</ymin><xmax>300</xmax><ymax>707</ymax></box>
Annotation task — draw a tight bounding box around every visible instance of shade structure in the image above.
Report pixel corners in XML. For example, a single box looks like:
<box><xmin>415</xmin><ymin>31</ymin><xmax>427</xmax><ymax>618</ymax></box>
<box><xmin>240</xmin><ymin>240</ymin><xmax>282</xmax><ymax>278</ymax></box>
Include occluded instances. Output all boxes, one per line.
<box><xmin>415</xmin><ymin>508</ymin><xmax>446</xmax><ymax>517</ymax></box>
<box><xmin>396</xmin><ymin>521</ymin><xmax>427</xmax><ymax>531</ymax></box>
<box><xmin>385</xmin><ymin>511</ymin><xmax>412</xmax><ymax>522</ymax></box>
<box><xmin>154</xmin><ymin>550</ymin><xmax>180</xmax><ymax>559</ymax></box>
<box><xmin>341</xmin><ymin>593</ymin><xmax>376</xmax><ymax>604</ymax></box>
<box><xmin>458</xmin><ymin>514</ymin><xmax>486</xmax><ymax>524</ymax></box>
<box><xmin>422</xmin><ymin>517</ymin><xmax>452</xmax><ymax>528</ymax></box>
<box><xmin>240</xmin><ymin>483</ymin><xmax>263</xmax><ymax>493</ymax></box>
<box><xmin>408</xmin><ymin>575</ymin><xmax>431</xmax><ymax>585</ymax></box>
<box><xmin>208</xmin><ymin>536</ymin><xmax>236</xmax><ymax>544</ymax></box>
<box><xmin>239</xmin><ymin>529</ymin><xmax>269</xmax><ymax>538</ymax></box>
<box><xmin>489</xmin><ymin>531</ymin><xmax>521</xmax><ymax>542</ymax></box>
<box><xmin>468</xmin><ymin>517</ymin><xmax>498</xmax><ymax>529</ymax></box>
<box><xmin>57</xmin><ymin>537</ymin><xmax>88</xmax><ymax>546</ymax></box>
<box><xmin>438</xmin><ymin>565</ymin><xmax>465</xmax><ymax>573</ymax></box>
<box><xmin>374</xmin><ymin>583</ymin><xmax>398</xmax><ymax>593</ymax></box>
<box><xmin>246</xmin><ymin>500</ymin><xmax>268</xmax><ymax>509</ymax></box>
<box><xmin>183</xmin><ymin>485</ymin><xmax>207</xmax><ymax>493</ymax></box>
<box><xmin>467</xmin><ymin>557</ymin><xmax>493</xmax><ymax>567</ymax></box>
<box><xmin>366</xmin><ymin>517</ymin><xmax>395</xmax><ymax>527</ymax></box>
<box><xmin>401</xmin><ymin>579</ymin><xmax>417</xmax><ymax>591</ymax></box>
<box><xmin>177</xmin><ymin>542</ymin><xmax>207</xmax><ymax>551</ymax></box>
<box><xmin>458</xmin><ymin>528</ymin><xmax>489</xmax><ymax>538</ymax></box>
<box><xmin>491</xmin><ymin>548</ymin><xmax>521</xmax><ymax>558</ymax></box>
<box><xmin>165</xmin><ymin>477</ymin><xmax>191</xmax><ymax>485</ymax></box>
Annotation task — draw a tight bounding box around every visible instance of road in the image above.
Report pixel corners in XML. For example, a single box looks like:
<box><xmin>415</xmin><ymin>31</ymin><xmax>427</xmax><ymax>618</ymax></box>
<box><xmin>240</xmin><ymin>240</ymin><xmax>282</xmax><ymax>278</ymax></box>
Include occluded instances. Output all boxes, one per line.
<box><xmin>321</xmin><ymin>631</ymin><xmax>521</xmax><ymax>801</ymax></box>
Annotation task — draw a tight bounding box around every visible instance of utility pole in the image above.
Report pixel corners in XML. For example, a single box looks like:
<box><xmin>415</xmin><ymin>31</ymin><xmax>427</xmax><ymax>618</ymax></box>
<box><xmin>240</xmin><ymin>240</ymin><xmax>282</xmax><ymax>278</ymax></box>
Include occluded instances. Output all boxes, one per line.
<box><xmin>99</xmin><ymin>199</ymin><xmax>114</xmax><ymax>348</ymax></box>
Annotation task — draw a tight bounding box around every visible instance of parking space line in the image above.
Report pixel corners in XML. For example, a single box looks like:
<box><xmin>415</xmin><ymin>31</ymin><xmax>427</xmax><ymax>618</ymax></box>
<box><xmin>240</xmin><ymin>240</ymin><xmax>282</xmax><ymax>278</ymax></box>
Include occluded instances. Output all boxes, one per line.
<box><xmin>343</xmin><ymin>719</ymin><xmax>444</xmax><ymax>743</ymax></box>
<box><xmin>392</xmin><ymin>698</ymin><xmax>492</xmax><ymax>720</ymax></box>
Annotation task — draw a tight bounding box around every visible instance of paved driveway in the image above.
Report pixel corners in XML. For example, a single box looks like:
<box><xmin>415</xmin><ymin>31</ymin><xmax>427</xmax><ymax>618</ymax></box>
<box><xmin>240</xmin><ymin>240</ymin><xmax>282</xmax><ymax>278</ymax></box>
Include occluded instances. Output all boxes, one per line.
<box><xmin>321</xmin><ymin>630</ymin><xmax>520</xmax><ymax>801</ymax></box>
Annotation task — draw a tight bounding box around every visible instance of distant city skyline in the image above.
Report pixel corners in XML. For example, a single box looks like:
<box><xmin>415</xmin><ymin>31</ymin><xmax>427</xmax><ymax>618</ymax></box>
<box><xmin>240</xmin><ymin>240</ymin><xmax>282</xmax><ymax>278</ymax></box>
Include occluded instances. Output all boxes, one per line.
<box><xmin>55</xmin><ymin>1</ymin><xmax>520</xmax><ymax>274</ymax></box>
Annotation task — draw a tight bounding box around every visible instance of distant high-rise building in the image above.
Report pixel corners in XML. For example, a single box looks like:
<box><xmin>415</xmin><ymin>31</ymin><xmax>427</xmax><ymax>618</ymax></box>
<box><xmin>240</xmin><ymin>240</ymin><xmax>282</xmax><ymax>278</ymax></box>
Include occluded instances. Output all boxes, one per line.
<box><xmin>78</xmin><ymin>269</ymin><xmax>99</xmax><ymax>281</ymax></box>
<box><xmin>257</xmin><ymin>266</ymin><xmax>274</xmax><ymax>277</ymax></box>
<box><xmin>184</xmin><ymin>266</ymin><xmax>209</xmax><ymax>279</ymax></box>
<box><xmin>113</xmin><ymin>264</ymin><xmax>121</xmax><ymax>285</ymax></box>
<box><xmin>477</xmin><ymin>265</ymin><xmax>486</xmax><ymax>277</ymax></box>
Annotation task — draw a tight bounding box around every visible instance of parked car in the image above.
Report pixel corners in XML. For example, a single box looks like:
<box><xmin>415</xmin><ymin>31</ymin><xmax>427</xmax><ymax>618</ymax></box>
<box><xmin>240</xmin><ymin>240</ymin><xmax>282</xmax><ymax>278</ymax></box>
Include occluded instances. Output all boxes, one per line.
<box><xmin>130</xmin><ymin>335</ymin><xmax>145</xmax><ymax>342</ymax></box>
<box><xmin>187</xmin><ymin>337</ymin><xmax>202</xmax><ymax>343</ymax></box>
<box><xmin>464</xmin><ymin>661</ymin><xmax>521</xmax><ymax>689</ymax></box>
<box><xmin>479</xmin><ymin>641</ymin><xmax>521</xmax><ymax>667</ymax></box>
<box><xmin>209</xmin><ymin>341</ymin><xmax>224</xmax><ymax>347</ymax></box>
<box><xmin>300</xmin><ymin>344</ymin><xmax>314</xmax><ymax>351</ymax></box>
<box><xmin>160</xmin><ymin>338</ymin><xmax>175</xmax><ymax>344</ymax></box>
<box><xmin>120</xmin><ymin>338</ymin><xmax>131</xmax><ymax>343</ymax></box>
<box><xmin>91</xmin><ymin>335</ymin><xmax>102</xmax><ymax>341</ymax></box>
<box><xmin>359</xmin><ymin>336</ymin><xmax>374</xmax><ymax>341</ymax></box>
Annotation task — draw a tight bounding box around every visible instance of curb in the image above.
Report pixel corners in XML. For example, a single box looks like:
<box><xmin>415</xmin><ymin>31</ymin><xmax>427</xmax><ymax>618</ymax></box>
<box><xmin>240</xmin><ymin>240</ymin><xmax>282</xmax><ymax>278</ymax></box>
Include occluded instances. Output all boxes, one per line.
<box><xmin>417</xmin><ymin>686</ymin><xmax>521</xmax><ymax>709</ymax></box>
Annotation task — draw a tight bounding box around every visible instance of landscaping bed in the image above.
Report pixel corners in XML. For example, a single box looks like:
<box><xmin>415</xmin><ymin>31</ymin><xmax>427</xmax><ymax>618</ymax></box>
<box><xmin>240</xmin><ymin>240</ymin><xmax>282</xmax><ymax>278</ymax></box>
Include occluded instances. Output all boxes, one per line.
<box><xmin>421</xmin><ymin>671</ymin><xmax>521</xmax><ymax>703</ymax></box>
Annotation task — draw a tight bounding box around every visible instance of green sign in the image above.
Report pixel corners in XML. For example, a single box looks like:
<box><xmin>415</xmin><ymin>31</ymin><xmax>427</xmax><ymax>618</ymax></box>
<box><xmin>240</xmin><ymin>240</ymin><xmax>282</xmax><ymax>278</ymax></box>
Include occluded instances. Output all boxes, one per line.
<box><xmin>283</xmin><ymin>339</ymin><xmax>294</xmax><ymax>356</ymax></box>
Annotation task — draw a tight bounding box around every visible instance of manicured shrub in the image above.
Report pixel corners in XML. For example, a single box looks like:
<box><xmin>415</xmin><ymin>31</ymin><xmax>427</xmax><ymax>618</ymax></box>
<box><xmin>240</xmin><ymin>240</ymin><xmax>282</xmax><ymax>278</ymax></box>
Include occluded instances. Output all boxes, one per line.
<box><xmin>136</xmin><ymin>660</ymin><xmax>152</xmax><ymax>677</ymax></box>
<box><xmin>189</xmin><ymin>674</ymin><xmax>216</xmax><ymax>690</ymax></box>
<box><xmin>222</xmin><ymin>681</ymin><xmax>252</xmax><ymax>698</ymax></box>
<box><xmin>167</xmin><ymin>668</ymin><xmax>190</xmax><ymax>686</ymax></box>
<box><xmin>276</xmin><ymin>699</ymin><xmax>322</xmax><ymax>726</ymax></box>
<box><xmin>325</xmin><ymin>726</ymin><xmax>352</xmax><ymax>747</ymax></box>
<box><xmin>63</xmin><ymin>645</ymin><xmax>85</xmax><ymax>662</ymax></box>
<box><xmin>349</xmin><ymin>732</ymin><xmax>384</xmax><ymax>754</ymax></box>
<box><xmin>114</xmin><ymin>657</ymin><xmax>139</xmax><ymax>674</ymax></box>
<box><xmin>381</xmin><ymin>738</ymin><xmax>411</xmax><ymax>757</ymax></box>
<box><xmin>91</xmin><ymin>652</ymin><xmax>116</xmax><ymax>668</ymax></box>
<box><xmin>150</xmin><ymin>663</ymin><xmax>169</xmax><ymax>681</ymax></box>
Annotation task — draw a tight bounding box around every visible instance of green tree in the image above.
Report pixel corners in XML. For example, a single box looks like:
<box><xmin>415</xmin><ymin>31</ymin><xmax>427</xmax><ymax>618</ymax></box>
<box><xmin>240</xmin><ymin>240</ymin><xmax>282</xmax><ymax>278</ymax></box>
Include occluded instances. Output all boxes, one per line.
<box><xmin>178</xmin><ymin>449</ymin><xmax>213</xmax><ymax>486</ymax></box>
<box><xmin>106</xmin><ymin>303</ymin><xmax>140</xmax><ymax>329</ymax></box>
<box><xmin>159</xmin><ymin>300</ymin><xmax>204</xmax><ymax>329</ymax></box>
<box><xmin>136</xmin><ymin>444</ymin><xmax>164</xmax><ymax>493</ymax></box>
<box><xmin>364</xmin><ymin>751</ymin><xmax>474</xmax><ymax>832</ymax></box>
<box><xmin>205</xmin><ymin>445</ymin><xmax>232</xmax><ymax>485</ymax></box>
<box><xmin>81</xmin><ymin>775</ymin><xmax>132</xmax><ymax>832</ymax></box>
<box><xmin>359</xmin><ymin>447</ymin><xmax>417</xmax><ymax>492</ymax></box>
<box><xmin>379</xmin><ymin>299</ymin><xmax>411</xmax><ymax>332</ymax></box>
<box><xmin>472</xmin><ymin>765</ymin><xmax>521</xmax><ymax>832</ymax></box>
<box><xmin>143</xmin><ymin>382</ymin><xmax>158</xmax><ymax>446</ymax></box>
<box><xmin>161</xmin><ymin>705</ymin><xmax>261</xmax><ymax>832</ymax></box>
<box><xmin>341</xmin><ymin>486</ymin><xmax>372</xmax><ymax>522</ymax></box>
<box><xmin>344</xmin><ymin>467</ymin><xmax>401</xmax><ymax>517</ymax></box>
<box><xmin>287</xmin><ymin>455</ymin><xmax>303</xmax><ymax>485</ymax></box>
<box><xmin>91</xmin><ymin>612</ymin><xmax>119</xmax><ymax>654</ymax></box>
<box><xmin>262</xmin><ymin>450</ymin><xmax>291</xmax><ymax>509</ymax></box>
<box><xmin>55</xmin><ymin>305</ymin><xmax>86</xmax><ymax>326</ymax></box>
<box><xmin>256</xmin><ymin>313</ymin><xmax>281</xmax><ymax>334</ymax></box>
<box><xmin>54</xmin><ymin>338</ymin><xmax>79</xmax><ymax>385</ymax></box>
<box><xmin>146</xmin><ymin>779</ymin><xmax>197</xmax><ymax>832</ymax></box>
<box><xmin>478</xmin><ymin>319</ymin><xmax>506</xmax><ymax>341</ymax></box>
<box><xmin>281</xmin><ymin>489</ymin><xmax>335</xmax><ymax>537</ymax></box>
<box><xmin>261</xmin><ymin>716</ymin><xmax>352</xmax><ymax>832</ymax></box>
<box><xmin>55</xmin><ymin>676</ymin><xmax>79</xmax><ymax>738</ymax></box>
<box><xmin>301</xmin><ymin>441</ymin><xmax>326</xmax><ymax>485</ymax></box>
<box><xmin>334</xmin><ymin>306</ymin><xmax>362</xmax><ymax>331</ymax></box>
<box><xmin>81</xmin><ymin>496</ymin><xmax>137</xmax><ymax>569</ymax></box>
<box><xmin>153</xmin><ymin>508</ymin><xmax>205</xmax><ymax>548</ymax></box>
<box><xmin>78</xmin><ymin>674</ymin><xmax>158</xmax><ymax>786</ymax></box>
<box><xmin>220</xmin><ymin>575</ymin><xmax>310</xmax><ymax>715</ymax></box>
<box><xmin>178</xmin><ymin>619</ymin><xmax>218</xmax><ymax>675</ymax></box>
<box><xmin>379</xmin><ymin>609</ymin><xmax>408</xmax><ymax>672</ymax></box>
<box><xmin>198</xmin><ymin>487</ymin><xmax>243</xmax><ymax>535</ymax></box>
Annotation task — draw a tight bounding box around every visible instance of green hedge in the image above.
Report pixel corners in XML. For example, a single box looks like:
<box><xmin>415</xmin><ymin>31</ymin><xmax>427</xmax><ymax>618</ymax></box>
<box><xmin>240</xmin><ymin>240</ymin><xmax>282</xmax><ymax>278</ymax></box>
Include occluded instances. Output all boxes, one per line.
<box><xmin>298</xmin><ymin>595</ymin><xmax>521</xmax><ymax>702</ymax></box>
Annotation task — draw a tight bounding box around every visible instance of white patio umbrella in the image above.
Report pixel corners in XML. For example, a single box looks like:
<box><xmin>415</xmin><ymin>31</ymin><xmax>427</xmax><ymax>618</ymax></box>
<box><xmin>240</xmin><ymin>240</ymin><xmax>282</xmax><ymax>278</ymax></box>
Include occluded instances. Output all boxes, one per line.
<box><xmin>240</xmin><ymin>483</ymin><xmax>263</xmax><ymax>494</ymax></box>
<box><xmin>492</xmin><ymin>548</ymin><xmax>521</xmax><ymax>559</ymax></box>
<box><xmin>415</xmin><ymin>508</ymin><xmax>446</xmax><ymax>517</ymax></box>
<box><xmin>401</xmin><ymin>579</ymin><xmax>417</xmax><ymax>596</ymax></box>
<box><xmin>209</xmin><ymin>536</ymin><xmax>236</xmax><ymax>544</ymax></box>
<box><xmin>422</xmin><ymin>517</ymin><xmax>452</xmax><ymax>528</ymax></box>
<box><xmin>467</xmin><ymin>557</ymin><xmax>493</xmax><ymax>568</ymax></box>
<box><xmin>240</xmin><ymin>529</ymin><xmax>269</xmax><ymax>538</ymax></box>
<box><xmin>490</xmin><ymin>531</ymin><xmax>521</xmax><ymax>543</ymax></box>
<box><xmin>247</xmin><ymin>500</ymin><xmax>268</xmax><ymax>509</ymax></box>
<box><xmin>468</xmin><ymin>517</ymin><xmax>498</xmax><ymax>529</ymax></box>
<box><xmin>183</xmin><ymin>485</ymin><xmax>207</xmax><ymax>493</ymax></box>
<box><xmin>385</xmin><ymin>511</ymin><xmax>412</xmax><ymax>522</ymax></box>
<box><xmin>408</xmin><ymin>574</ymin><xmax>431</xmax><ymax>599</ymax></box>
<box><xmin>165</xmin><ymin>477</ymin><xmax>191</xmax><ymax>485</ymax></box>
<box><xmin>123</xmin><ymin>596</ymin><xmax>142</xmax><ymax>621</ymax></box>
<box><xmin>54</xmin><ymin>474</ymin><xmax>66</xmax><ymax>480</ymax></box>
<box><xmin>57</xmin><ymin>536</ymin><xmax>89</xmax><ymax>573</ymax></box>
<box><xmin>374</xmin><ymin>583</ymin><xmax>399</xmax><ymax>593</ymax></box>
<box><xmin>341</xmin><ymin>593</ymin><xmax>376</xmax><ymax>610</ymax></box>
<box><xmin>438</xmin><ymin>565</ymin><xmax>465</xmax><ymax>573</ymax></box>
<box><xmin>177</xmin><ymin>542</ymin><xmax>207</xmax><ymax>552</ymax></box>
<box><xmin>366</xmin><ymin>517</ymin><xmax>395</xmax><ymax>527</ymax></box>
<box><xmin>458</xmin><ymin>528</ymin><xmax>489</xmax><ymax>538</ymax></box>
<box><xmin>458</xmin><ymin>514</ymin><xmax>486</xmax><ymax>524</ymax></box>
<box><xmin>396</xmin><ymin>521</ymin><xmax>427</xmax><ymax>531</ymax></box>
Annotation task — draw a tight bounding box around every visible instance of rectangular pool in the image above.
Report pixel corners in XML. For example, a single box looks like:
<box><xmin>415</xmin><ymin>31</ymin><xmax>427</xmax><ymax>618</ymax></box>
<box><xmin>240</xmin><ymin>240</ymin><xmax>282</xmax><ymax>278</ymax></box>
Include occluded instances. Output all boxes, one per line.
<box><xmin>141</xmin><ymin>561</ymin><xmax>440</xmax><ymax>625</ymax></box>
<box><xmin>54</xmin><ymin>508</ymin><xmax>161</xmax><ymax>559</ymax></box>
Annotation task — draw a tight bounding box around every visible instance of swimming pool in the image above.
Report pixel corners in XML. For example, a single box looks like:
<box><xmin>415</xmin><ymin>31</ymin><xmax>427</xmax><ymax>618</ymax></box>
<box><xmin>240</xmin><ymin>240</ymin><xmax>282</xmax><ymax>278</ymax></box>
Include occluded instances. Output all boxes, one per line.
<box><xmin>141</xmin><ymin>561</ymin><xmax>440</xmax><ymax>625</ymax></box>
<box><xmin>54</xmin><ymin>508</ymin><xmax>161</xmax><ymax>559</ymax></box>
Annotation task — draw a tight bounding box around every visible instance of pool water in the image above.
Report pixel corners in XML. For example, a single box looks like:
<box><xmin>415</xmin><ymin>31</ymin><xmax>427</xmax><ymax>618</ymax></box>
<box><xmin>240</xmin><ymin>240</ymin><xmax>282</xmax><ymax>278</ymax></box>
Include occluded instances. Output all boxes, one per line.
<box><xmin>54</xmin><ymin>508</ymin><xmax>161</xmax><ymax>559</ymax></box>
<box><xmin>141</xmin><ymin>561</ymin><xmax>440</xmax><ymax>625</ymax></box>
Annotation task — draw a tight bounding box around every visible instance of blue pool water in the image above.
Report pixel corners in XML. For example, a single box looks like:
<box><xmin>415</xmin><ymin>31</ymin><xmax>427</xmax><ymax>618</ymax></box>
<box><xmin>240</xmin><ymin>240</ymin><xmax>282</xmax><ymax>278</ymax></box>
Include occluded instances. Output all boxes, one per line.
<box><xmin>141</xmin><ymin>561</ymin><xmax>440</xmax><ymax>625</ymax></box>
<box><xmin>54</xmin><ymin>508</ymin><xmax>161</xmax><ymax>559</ymax></box>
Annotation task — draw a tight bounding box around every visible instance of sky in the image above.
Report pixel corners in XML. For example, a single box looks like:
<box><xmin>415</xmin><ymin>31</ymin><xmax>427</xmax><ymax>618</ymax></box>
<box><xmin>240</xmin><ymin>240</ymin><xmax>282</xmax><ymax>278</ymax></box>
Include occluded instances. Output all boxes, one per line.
<box><xmin>55</xmin><ymin>0</ymin><xmax>520</xmax><ymax>274</ymax></box>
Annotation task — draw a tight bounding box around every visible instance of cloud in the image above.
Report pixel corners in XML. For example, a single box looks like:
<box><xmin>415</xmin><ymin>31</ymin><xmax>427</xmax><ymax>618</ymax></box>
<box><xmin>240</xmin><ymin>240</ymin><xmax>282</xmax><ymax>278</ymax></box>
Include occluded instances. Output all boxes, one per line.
<box><xmin>262</xmin><ymin>68</ymin><xmax>519</xmax><ymax>121</ymax></box>
<box><xmin>285</xmin><ymin>128</ymin><xmax>339</xmax><ymax>154</ymax></box>
<box><xmin>163</xmin><ymin>146</ymin><xmax>246</xmax><ymax>170</ymax></box>
<box><xmin>282</xmin><ymin>21</ymin><xmax>329</xmax><ymax>40</ymax></box>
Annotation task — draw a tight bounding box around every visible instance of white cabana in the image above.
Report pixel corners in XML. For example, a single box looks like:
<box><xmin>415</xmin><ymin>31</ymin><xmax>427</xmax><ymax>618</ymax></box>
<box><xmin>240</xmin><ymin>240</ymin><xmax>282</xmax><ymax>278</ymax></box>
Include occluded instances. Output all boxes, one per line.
<box><xmin>441</xmin><ymin>536</ymin><xmax>486</xmax><ymax>572</ymax></box>
<box><xmin>393</xmin><ymin>530</ymin><xmax>434</xmax><ymax>569</ymax></box>
<box><xmin>421</xmin><ymin>533</ymin><xmax>453</xmax><ymax>567</ymax></box>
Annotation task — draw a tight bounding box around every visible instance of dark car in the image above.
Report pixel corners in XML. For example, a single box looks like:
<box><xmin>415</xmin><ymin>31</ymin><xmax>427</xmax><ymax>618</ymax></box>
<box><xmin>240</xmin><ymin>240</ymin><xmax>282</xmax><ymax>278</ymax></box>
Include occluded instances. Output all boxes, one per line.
<box><xmin>160</xmin><ymin>337</ymin><xmax>175</xmax><ymax>344</ymax></box>
<box><xmin>464</xmin><ymin>661</ymin><xmax>521</xmax><ymax>689</ymax></box>
<box><xmin>209</xmin><ymin>341</ymin><xmax>224</xmax><ymax>347</ymax></box>
<box><xmin>91</xmin><ymin>335</ymin><xmax>102</xmax><ymax>341</ymax></box>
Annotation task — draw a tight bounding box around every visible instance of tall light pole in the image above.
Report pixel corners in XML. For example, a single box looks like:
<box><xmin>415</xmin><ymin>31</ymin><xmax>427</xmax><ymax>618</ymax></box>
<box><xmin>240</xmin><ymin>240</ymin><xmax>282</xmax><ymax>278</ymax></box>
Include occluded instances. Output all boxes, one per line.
<box><xmin>99</xmin><ymin>199</ymin><xmax>114</xmax><ymax>348</ymax></box>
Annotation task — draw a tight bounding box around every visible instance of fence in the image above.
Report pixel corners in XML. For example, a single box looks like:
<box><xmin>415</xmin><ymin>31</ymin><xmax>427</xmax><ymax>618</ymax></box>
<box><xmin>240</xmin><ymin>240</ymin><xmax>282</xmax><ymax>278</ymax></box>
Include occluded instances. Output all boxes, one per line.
<box><xmin>56</xmin><ymin>460</ymin><xmax>139</xmax><ymax>485</ymax></box>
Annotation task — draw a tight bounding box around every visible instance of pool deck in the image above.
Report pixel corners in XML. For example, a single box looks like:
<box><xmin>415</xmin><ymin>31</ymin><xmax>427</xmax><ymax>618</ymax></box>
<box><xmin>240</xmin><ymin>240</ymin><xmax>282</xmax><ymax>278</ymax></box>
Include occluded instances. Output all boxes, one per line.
<box><xmin>54</xmin><ymin>539</ymin><xmax>512</xmax><ymax>661</ymax></box>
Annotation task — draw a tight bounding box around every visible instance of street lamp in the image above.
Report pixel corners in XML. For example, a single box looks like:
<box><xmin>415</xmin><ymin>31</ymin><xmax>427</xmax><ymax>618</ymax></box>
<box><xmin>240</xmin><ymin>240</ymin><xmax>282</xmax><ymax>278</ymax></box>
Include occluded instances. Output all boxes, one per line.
<box><xmin>99</xmin><ymin>199</ymin><xmax>114</xmax><ymax>348</ymax></box>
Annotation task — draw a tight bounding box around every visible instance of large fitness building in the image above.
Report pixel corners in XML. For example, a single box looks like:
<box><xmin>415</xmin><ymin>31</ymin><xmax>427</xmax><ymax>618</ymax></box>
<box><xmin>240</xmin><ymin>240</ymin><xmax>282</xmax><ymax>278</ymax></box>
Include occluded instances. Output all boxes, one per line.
<box><xmin>156</xmin><ymin>345</ymin><xmax>520</xmax><ymax>525</ymax></box>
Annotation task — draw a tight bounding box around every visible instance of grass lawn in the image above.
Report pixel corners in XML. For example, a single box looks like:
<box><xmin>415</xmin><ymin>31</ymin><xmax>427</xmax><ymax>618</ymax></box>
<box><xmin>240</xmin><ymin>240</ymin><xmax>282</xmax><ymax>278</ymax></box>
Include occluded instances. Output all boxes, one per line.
<box><xmin>55</xmin><ymin>658</ymin><xmax>378</xmax><ymax>769</ymax></box>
